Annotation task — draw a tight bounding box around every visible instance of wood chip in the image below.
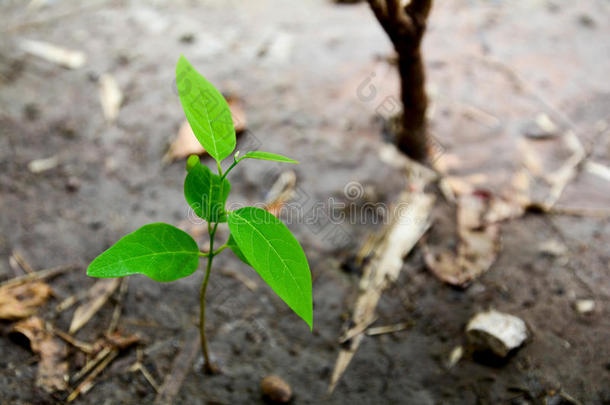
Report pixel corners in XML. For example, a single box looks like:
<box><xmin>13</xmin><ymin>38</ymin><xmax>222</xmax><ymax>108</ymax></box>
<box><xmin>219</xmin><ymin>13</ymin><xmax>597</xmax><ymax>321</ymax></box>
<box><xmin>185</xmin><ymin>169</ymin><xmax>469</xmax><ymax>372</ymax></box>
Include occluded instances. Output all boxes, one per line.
<box><xmin>69</xmin><ymin>278</ymin><xmax>120</xmax><ymax>334</ymax></box>
<box><xmin>28</xmin><ymin>155</ymin><xmax>59</xmax><ymax>173</ymax></box>
<box><xmin>99</xmin><ymin>73</ymin><xmax>123</xmax><ymax>123</ymax></box>
<box><xmin>0</xmin><ymin>281</ymin><xmax>52</xmax><ymax>320</ymax></box>
<box><xmin>19</xmin><ymin>39</ymin><xmax>86</xmax><ymax>69</ymax></box>
<box><xmin>365</xmin><ymin>322</ymin><xmax>411</xmax><ymax>336</ymax></box>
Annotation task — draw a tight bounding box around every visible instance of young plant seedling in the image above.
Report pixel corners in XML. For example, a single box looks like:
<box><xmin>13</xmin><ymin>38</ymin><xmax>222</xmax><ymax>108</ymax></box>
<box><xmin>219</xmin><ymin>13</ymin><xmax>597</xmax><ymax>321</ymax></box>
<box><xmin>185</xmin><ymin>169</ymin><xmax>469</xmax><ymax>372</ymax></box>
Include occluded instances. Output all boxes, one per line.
<box><xmin>87</xmin><ymin>55</ymin><xmax>313</xmax><ymax>373</ymax></box>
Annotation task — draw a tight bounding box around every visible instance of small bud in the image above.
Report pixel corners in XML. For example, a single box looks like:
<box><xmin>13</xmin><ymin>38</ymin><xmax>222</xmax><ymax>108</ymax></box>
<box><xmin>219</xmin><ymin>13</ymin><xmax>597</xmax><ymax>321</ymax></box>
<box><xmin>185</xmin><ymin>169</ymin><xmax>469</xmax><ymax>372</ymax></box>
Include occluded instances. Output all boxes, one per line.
<box><xmin>186</xmin><ymin>155</ymin><xmax>200</xmax><ymax>172</ymax></box>
<box><xmin>234</xmin><ymin>150</ymin><xmax>240</xmax><ymax>159</ymax></box>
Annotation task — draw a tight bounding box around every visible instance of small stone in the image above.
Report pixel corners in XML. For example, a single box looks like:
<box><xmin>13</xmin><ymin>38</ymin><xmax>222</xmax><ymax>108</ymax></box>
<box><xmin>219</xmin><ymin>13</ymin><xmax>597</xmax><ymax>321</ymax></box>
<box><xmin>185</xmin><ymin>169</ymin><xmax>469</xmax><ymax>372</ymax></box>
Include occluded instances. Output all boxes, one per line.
<box><xmin>538</xmin><ymin>239</ymin><xmax>567</xmax><ymax>257</ymax></box>
<box><xmin>65</xmin><ymin>176</ymin><xmax>80</xmax><ymax>192</ymax></box>
<box><xmin>179</xmin><ymin>33</ymin><xmax>195</xmax><ymax>44</ymax></box>
<box><xmin>447</xmin><ymin>345</ymin><xmax>463</xmax><ymax>368</ymax></box>
<box><xmin>261</xmin><ymin>375</ymin><xmax>292</xmax><ymax>403</ymax></box>
<box><xmin>574</xmin><ymin>299</ymin><xmax>595</xmax><ymax>314</ymax></box>
<box><xmin>28</xmin><ymin>156</ymin><xmax>59</xmax><ymax>173</ymax></box>
<box><xmin>466</xmin><ymin>310</ymin><xmax>528</xmax><ymax>357</ymax></box>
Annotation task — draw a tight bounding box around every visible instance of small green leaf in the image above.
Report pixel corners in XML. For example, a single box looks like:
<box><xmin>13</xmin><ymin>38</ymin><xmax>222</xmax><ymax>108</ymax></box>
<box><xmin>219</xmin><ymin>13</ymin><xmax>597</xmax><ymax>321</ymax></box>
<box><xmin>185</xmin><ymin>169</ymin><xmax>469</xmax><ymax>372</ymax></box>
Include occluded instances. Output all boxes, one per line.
<box><xmin>184</xmin><ymin>162</ymin><xmax>231</xmax><ymax>223</ymax></box>
<box><xmin>227</xmin><ymin>234</ymin><xmax>250</xmax><ymax>266</ymax></box>
<box><xmin>227</xmin><ymin>207</ymin><xmax>313</xmax><ymax>329</ymax></box>
<box><xmin>186</xmin><ymin>154</ymin><xmax>200</xmax><ymax>172</ymax></box>
<box><xmin>241</xmin><ymin>151</ymin><xmax>299</xmax><ymax>164</ymax></box>
<box><xmin>176</xmin><ymin>55</ymin><xmax>236</xmax><ymax>162</ymax></box>
<box><xmin>87</xmin><ymin>223</ymin><xmax>199</xmax><ymax>282</ymax></box>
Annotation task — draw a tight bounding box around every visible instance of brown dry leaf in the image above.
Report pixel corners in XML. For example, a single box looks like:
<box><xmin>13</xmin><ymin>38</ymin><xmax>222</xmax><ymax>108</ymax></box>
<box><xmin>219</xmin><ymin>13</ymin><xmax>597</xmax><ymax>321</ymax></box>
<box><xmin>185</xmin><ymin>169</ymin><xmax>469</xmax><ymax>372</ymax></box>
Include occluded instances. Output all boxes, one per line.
<box><xmin>163</xmin><ymin>120</ymin><xmax>205</xmax><ymax>163</ymax></box>
<box><xmin>424</xmin><ymin>191</ymin><xmax>501</xmax><ymax>287</ymax></box>
<box><xmin>69</xmin><ymin>279</ymin><xmax>120</xmax><ymax>334</ymax></box>
<box><xmin>10</xmin><ymin>316</ymin><xmax>47</xmax><ymax>351</ymax></box>
<box><xmin>264</xmin><ymin>171</ymin><xmax>296</xmax><ymax>216</ymax></box>
<box><xmin>0</xmin><ymin>281</ymin><xmax>52</xmax><ymax>320</ymax></box>
<box><xmin>163</xmin><ymin>95</ymin><xmax>247</xmax><ymax>163</ymax></box>
<box><xmin>10</xmin><ymin>317</ymin><xmax>69</xmax><ymax>393</ymax></box>
<box><xmin>37</xmin><ymin>335</ymin><xmax>69</xmax><ymax>392</ymax></box>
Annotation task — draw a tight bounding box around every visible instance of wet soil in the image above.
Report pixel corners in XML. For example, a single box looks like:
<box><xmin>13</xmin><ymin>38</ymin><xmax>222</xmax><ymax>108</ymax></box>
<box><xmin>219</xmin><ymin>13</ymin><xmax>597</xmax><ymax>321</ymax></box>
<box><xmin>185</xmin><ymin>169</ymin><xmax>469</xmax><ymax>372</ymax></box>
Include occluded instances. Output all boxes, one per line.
<box><xmin>0</xmin><ymin>0</ymin><xmax>608</xmax><ymax>404</ymax></box>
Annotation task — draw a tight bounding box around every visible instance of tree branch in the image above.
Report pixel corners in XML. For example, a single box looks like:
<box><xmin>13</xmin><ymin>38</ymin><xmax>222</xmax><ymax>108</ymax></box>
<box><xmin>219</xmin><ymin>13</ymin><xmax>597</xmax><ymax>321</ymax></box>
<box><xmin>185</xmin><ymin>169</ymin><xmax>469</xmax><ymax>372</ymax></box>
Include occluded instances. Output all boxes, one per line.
<box><xmin>405</xmin><ymin>0</ymin><xmax>432</xmax><ymax>33</ymax></box>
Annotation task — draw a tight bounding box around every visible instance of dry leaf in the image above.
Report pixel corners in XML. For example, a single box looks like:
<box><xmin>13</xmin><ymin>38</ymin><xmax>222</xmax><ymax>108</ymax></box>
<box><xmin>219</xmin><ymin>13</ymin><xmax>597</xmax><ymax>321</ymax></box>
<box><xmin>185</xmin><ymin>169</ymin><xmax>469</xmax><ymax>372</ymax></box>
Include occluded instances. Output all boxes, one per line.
<box><xmin>20</xmin><ymin>39</ymin><xmax>86</xmax><ymax>69</ymax></box>
<box><xmin>0</xmin><ymin>281</ymin><xmax>52</xmax><ymax>320</ymax></box>
<box><xmin>10</xmin><ymin>317</ymin><xmax>69</xmax><ymax>392</ymax></box>
<box><xmin>37</xmin><ymin>336</ymin><xmax>69</xmax><ymax>392</ymax></box>
<box><xmin>264</xmin><ymin>171</ymin><xmax>296</xmax><ymax>216</ymax></box>
<box><xmin>10</xmin><ymin>316</ymin><xmax>47</xmax><ymax>352</ymax></box>
<box><xmin>69</xmin><ymin>279</ymin><xmax>120</xmax><ymax>334</ymax></box>
<box><xmin>424</xmin><ymin>192</ymin><xmax>501</xmax><ymax>287</ymax></box>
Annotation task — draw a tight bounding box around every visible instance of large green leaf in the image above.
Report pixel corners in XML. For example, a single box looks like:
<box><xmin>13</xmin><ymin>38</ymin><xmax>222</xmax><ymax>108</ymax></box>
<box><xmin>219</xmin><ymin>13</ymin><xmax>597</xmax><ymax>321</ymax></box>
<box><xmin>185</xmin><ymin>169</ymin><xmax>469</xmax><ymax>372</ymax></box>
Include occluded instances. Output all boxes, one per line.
<box><xmin>176</xmin><ymin>55</ymin><xmax>236</xmax><ymax>162</ymax></box>
<box><xmin>240</xmin><ymin>151</ymin><xmax>298</xmax><ymax>164</ymax></box>
<box><xmin>87</xmin><ymin>223</ymin><xmax>199</xmax><ymax>282</ymax></box>
<box><xmin>184</xmin><ymin>162</ymin><xmax>231</xmax><ymax>223</ymax></box>
<box><xmin>227</xmin><ymin>234</ymin><xmax>250</xmax><ymax>266</ymax></box>
<box><xmin>227</xmin><ymin>207</ymin><xmax>313</xmax><ymax>329</ymax></box>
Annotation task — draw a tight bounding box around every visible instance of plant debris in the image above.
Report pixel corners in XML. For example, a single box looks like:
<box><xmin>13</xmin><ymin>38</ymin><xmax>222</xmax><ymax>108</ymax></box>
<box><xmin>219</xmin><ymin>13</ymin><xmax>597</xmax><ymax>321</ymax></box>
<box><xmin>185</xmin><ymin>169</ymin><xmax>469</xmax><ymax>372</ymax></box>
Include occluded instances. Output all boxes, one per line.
<box><xmin>10</xmin><ymin>317</ymin><xmax>69</xmax><ymax>393</ymax></box>
<box><xmin>423</xmin><ymin>191</ymin><xmax>503</xmax><ymax>287</ymax></box>
<box><xmin>0</xmin><ymin>281</ymin><xmax>52</xmax><ymax>320</ymax></box>
<box><xmin>329</xmin><ymin>170</ymin><xmax>435</xmax><ymax>393</ymax></box>
<box><xmin>69</xmin><ymin>279</ymin><xmax>120</xmax><ymax>334</ymax></box>
<box><xmin>19</xmin><ymin>39</ymin><xmax>86</xmax><ymax>69</ymax></box>
<box><xmin>98</xmin><ymin>73</ymin><xmax>123</xmax><ymax>123</ymax></box>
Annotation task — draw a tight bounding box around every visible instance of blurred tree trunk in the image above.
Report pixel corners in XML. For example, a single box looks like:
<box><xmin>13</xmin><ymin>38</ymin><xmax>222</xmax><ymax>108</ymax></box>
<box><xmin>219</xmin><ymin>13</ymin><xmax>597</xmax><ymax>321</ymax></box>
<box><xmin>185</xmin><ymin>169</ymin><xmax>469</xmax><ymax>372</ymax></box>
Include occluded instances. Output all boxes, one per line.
<box><xmin>366</xmin><ymin>0</ymin><xmax>432</xmax><ymax>161</ymax></box>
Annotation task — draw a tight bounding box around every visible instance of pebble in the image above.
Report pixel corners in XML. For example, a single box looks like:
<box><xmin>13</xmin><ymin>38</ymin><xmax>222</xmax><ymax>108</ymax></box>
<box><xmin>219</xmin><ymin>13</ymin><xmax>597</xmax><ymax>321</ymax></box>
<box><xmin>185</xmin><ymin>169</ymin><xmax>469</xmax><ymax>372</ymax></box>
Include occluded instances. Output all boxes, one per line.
<box><xmin>466</xmin><ymin>310</ymin><xmax>528</xmax><ymax>357</ymax></box>
<box><xmin>574</xmin><ymin>299</ymin><xmax>595</xmax><ymax>314</ymax></box>
<box><xmin>261</xmin><ymin>375</ymin><xmax>292</xmax><ymax>403</ymax></box>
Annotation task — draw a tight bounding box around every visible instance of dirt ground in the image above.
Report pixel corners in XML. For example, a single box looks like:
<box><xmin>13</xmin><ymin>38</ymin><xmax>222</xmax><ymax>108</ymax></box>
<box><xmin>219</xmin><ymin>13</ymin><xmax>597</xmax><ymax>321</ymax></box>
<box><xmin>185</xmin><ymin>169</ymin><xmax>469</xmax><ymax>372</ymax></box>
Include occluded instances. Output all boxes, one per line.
<box><xmin>1</xmin><ymin>0</ymin><xmax>609</xmax><ymax>404</ymax></box>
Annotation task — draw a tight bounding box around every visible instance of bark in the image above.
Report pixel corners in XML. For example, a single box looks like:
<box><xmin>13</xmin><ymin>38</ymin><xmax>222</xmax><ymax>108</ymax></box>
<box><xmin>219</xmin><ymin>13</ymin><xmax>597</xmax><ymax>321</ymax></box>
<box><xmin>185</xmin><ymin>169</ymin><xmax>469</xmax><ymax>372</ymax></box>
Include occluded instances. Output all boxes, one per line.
<box><xmin>366</xmin><ymin>0</ymin><xmax>432</xmax><ymax>161</ymax></box>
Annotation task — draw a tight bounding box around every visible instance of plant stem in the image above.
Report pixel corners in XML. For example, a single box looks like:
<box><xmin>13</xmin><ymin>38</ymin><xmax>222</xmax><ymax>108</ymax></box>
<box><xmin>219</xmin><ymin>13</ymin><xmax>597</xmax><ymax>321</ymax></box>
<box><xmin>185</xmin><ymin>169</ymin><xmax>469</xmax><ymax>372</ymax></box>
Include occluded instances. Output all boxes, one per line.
<box><xmin>220</xmin><ymin>157</ymin><xmax>241</xmax><ymax>181</ymax></box>
<box><xmin>199</xmin><ymin>222</ymin><xmax>219</xmax><ymax>374</ymax></box>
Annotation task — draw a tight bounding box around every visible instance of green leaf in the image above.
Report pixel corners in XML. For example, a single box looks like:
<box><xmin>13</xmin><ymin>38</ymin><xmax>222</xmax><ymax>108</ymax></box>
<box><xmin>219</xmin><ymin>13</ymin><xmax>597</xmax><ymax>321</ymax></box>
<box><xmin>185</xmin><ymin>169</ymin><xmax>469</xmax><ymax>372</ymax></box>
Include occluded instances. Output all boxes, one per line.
<box><xmin>227</xmin><ymin>207</ymin><xmax>313</xmax><ymax>329</ymax></box>
<box><xmin>241</xmin><ymin>151</ymin><xmax>299</xmax><ymax>164</ymax></box>
<box><xmin>87</xmin><ymin>223</ymin><xmax>199</xmax><ymax>282</ymax></box>
<box><xmin>184</xmin><ymin>162</ymin><xmax>231</xmax><ymax>223</ymax></box>
<box><xmin>176</xmin><ymin>55</ymin><xmax>236</xmax><ymax>162</ymax></box>
<box><xmin>227</xmin><ymin>234</ymin><xmax>250</xmax><ymax>266</ymax></box>
<box><xmin>186</xmin><ymin>154</ymin><xmax>200</xmax><ymax>172</ymax></box>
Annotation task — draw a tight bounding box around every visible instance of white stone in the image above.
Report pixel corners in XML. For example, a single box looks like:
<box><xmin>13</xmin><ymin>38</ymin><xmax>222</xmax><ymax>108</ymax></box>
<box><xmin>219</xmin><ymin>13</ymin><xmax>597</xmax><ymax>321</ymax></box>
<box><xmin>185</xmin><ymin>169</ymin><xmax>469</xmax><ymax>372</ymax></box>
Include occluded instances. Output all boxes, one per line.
<box><xmin>466</xmin><ymin>310</ymin><xmax>528</xmax><ymax>357</ymax></box>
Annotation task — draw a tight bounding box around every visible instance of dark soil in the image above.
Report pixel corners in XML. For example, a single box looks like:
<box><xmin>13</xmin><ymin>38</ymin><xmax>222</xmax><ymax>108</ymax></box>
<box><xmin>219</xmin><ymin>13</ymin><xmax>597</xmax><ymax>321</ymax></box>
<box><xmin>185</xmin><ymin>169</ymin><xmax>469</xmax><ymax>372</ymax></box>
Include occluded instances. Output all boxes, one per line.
<box><xmin>1</xmin><ymin>1</ymin><xmax>608</xmax><ymax>404</ymax></box>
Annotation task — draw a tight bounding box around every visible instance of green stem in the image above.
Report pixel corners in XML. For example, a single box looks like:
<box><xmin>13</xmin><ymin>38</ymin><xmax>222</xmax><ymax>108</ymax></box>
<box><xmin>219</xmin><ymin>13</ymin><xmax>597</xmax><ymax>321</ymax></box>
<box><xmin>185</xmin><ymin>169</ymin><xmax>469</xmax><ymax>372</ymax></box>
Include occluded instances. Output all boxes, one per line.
<box><xmin>213</xmin><ymin>244</ymin><xmax>228</xmax><ymax>255</ymax></box>
<box><xmin>220</xmin><ymin>157</ymin><xmax>242</xmax><ymax>181</ymax></box>
<box><xmin>199</xmin><ymin>222</ymin><xmax>219</xmax><ymax>374</ymax></box>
